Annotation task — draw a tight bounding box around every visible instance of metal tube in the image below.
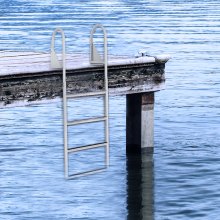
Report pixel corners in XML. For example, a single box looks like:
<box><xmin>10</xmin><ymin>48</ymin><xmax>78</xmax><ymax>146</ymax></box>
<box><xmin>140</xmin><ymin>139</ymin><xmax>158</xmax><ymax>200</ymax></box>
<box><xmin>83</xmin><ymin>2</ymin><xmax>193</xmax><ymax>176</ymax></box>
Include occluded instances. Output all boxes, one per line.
<box><xmin>51</xmin><ymin>28</ymin><xmax>68</xmax><ymax>178</ymax></box>
<box><xmin>90</xmin><ymin>24</ymin><xmax>109</xmax><ymax>167</ymax></box>
<box><xmin>104</xmin><ymin>27</ymin><xmax>109</xmax><ymax>167</ymax></box>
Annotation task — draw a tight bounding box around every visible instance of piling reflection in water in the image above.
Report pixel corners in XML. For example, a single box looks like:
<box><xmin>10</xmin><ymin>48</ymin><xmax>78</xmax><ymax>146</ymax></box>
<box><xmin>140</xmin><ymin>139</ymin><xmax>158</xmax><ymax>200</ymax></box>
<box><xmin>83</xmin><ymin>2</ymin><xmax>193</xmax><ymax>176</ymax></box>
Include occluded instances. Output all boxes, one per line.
<box><xmin>126</xmin><ymin>153</ymin><xmax>154</xmax><ymax>220</ymax></box>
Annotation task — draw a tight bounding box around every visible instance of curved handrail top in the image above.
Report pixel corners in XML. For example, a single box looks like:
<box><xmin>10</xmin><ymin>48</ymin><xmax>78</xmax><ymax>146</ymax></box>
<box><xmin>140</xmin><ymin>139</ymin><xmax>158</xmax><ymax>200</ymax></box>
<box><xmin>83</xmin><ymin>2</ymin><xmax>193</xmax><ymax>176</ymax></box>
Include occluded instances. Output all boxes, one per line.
<box><xmin>90</xmin><ymin>24</ymin><xmax>107</xmax><ymax>37</ymax></box>
<box><xmin>51</xmin><ymin>27</ymin><xmax>66</xmax><ymax>52</ymax></box>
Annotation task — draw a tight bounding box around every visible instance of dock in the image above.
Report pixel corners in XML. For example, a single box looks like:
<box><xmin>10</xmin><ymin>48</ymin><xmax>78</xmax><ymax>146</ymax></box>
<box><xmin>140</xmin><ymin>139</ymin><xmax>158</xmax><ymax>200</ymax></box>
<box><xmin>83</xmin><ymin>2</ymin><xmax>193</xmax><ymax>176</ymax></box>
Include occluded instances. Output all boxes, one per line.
<box><xmin>0</xmin><ymin>51</ymin><xmax>170</xmax><ymax>153</ymax></box>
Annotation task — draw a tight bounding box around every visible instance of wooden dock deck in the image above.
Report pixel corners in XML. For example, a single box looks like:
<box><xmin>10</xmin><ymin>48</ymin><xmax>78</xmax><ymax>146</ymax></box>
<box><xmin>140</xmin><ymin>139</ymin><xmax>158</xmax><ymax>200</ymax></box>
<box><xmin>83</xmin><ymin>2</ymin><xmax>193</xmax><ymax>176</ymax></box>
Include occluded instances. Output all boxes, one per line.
<box><xmin>0</xmin><ymin>52</ymin><xmax>170</xmax><ymax>106</ymax></box>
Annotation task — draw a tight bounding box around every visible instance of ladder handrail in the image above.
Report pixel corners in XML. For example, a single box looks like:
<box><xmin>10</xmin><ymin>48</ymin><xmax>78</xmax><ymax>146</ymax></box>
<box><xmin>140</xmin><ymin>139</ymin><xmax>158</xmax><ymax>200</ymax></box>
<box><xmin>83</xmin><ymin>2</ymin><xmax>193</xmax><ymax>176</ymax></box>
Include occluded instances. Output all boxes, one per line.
<box><xmin>90</xmin><ymin>24</ymin><xmax>109</xmax><ymax>167</ymax></box>
<box><xmin>50</xmin><ymin>28</ymin><xmax>68</xmax><ymax>178</ymax></box>
<box><xmin>90</xmin><ymin>24</ymin><xmax>107</xmax><ymax>64</ymax></box>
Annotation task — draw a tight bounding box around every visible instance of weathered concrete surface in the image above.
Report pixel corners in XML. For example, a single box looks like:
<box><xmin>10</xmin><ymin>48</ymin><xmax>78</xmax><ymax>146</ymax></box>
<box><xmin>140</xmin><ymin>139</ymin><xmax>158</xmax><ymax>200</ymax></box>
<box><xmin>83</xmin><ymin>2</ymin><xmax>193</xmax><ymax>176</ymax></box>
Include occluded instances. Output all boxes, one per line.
<box><xmin>0</xmin><ymin>52</ymin><xmax>170</xmax><ymax>107</ymax></box>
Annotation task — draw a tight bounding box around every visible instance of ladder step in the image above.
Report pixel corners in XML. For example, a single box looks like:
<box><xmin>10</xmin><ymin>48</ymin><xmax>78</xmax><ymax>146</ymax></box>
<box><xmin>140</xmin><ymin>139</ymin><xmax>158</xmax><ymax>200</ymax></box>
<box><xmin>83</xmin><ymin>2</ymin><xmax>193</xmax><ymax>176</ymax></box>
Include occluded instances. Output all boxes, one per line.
<box><xmin>68</xmin><ymin>167</ymin><xmax>107</xmax><ymax>179</ymax></box>
<box><xmin>68</xmin><ymin>142</ymin><xmax>107</xmax><ymax>153</ymax></box>
<box><xmin>67</xmin><ymin>116</ymin><xmax>107</xmax><ymax>126</ymax></box>
<box><xmin>67</xmin><ymin>91</ymin><xmax>106</xmax><ymax>99</ymax></box>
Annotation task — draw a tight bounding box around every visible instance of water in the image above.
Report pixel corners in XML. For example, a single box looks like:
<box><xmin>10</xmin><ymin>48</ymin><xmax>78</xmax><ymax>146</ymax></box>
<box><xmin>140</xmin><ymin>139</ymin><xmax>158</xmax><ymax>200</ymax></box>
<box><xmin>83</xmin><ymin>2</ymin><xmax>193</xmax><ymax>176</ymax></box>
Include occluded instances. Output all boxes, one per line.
<box><xmin>0</xmin><ymin>0</ymin><xmax>220</xmax><ymax>219</ymax></box>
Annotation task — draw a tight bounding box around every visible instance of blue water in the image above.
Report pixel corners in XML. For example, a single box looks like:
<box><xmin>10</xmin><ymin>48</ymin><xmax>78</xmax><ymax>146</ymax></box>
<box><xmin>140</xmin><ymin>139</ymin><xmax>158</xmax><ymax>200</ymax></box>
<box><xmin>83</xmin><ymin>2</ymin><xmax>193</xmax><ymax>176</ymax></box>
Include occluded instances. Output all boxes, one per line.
<box><xmin>1</xmin><ymin>0</ymin><xmax>220</xmax><ymax>219</ymax></box>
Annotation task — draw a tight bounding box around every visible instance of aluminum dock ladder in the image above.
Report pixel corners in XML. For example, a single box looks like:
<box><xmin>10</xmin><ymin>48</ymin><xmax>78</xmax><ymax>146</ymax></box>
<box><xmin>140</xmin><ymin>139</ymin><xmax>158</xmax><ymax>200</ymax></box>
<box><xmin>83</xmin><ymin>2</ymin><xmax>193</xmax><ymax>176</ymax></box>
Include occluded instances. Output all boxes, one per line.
<box><xmin>51</xmin><ymin>24</ymin><xmax>109</xmax><ymax>179</ymax></box>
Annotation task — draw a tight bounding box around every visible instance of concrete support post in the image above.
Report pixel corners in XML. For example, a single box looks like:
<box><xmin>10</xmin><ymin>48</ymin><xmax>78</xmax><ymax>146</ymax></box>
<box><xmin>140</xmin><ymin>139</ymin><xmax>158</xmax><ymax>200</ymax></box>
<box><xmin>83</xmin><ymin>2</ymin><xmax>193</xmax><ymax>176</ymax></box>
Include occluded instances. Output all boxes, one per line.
<box><xmin>126</xmin><ymin>92</ymin><xmax>154</xmax><ymax>154</ymax></box>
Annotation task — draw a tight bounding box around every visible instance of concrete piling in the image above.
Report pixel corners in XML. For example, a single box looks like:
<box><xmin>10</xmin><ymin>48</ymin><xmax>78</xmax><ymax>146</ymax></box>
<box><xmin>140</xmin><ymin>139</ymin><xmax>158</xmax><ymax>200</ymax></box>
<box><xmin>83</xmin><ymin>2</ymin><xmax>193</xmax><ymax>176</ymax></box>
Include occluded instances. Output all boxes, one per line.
<box><xmin>126</xmin><ymin>92</ymin><xmax>154</xmax><ymax>154</ymax></box>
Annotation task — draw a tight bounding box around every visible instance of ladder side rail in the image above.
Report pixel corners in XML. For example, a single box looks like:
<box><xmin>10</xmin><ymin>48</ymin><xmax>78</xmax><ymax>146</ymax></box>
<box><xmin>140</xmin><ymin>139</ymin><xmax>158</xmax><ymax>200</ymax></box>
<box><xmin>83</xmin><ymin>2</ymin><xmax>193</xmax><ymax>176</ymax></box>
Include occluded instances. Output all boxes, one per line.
<box><xmin>90</xmin><ymin>24</ymin><xmax>109</xmax><ymax>167</ymax></box>
<box><xmin>51</xmin><ymin>28</ymin><xmax>68</xmax><ymax>178</ymax></box>
<box><xmin>103</xmin><ymin>27</ymin><xmax>109</xmax><ymax>167</ymax></box>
